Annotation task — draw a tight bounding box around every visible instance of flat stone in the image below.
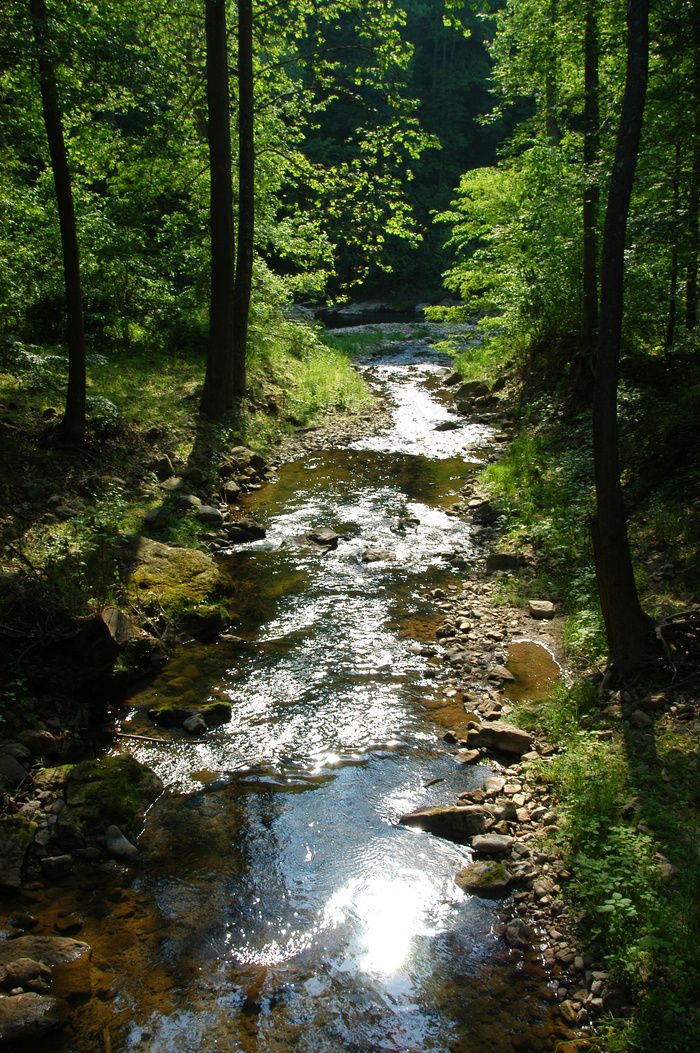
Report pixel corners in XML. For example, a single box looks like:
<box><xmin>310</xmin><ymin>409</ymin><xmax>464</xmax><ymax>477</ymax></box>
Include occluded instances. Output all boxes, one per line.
<box><xmin>471</xmin><ymin>833</ymin><xmax>514</xmax><ymax>855</ymax></box>
<box><xmin>468</xmin><ymin>721</ymin><xmax>533</xmax><ymax>756</ymax></box>
<box><xmin>455</xmin><ymin>860</ymin><xmax>513</xmax><ymax>898</ymax></box>
<box><xmin>454</xmin><ymin>749</ymin><xmax>480</xmax><ymax>765</ymax></box>
<box><xmin>528</xmin><ymin>599</ymin><xmax>555</xmax><ymax>619</ymax></box>
<box><xmin>482</xmin><ymin>776</ymin><xmax>506</xmax><ymax>795</ymax></box>
<box><xmin>0</xmin><ymin>992</ymin><xmax>71</xmax><ymax>1042</ymax></box>
<box><xmin>196</xmin><ymin>505</ymin><xmax>224</xmax><ymax>528</ymax></box>
<box><xmin>399</xmin><ymin>805</ymin><xmax>486</xmax><ymax>841</ymax></box>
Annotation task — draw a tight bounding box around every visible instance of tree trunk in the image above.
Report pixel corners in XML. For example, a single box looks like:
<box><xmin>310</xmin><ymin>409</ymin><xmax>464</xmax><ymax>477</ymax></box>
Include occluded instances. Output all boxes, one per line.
<box><xmin>201</xmin><ymin>0</ymin><xmax>236</xmax><ymax>417</ymax></box>
<box><xmin>582</xmin><ymin>0</ymin><xmax>599</xmax><ymax>347</ymax></box>
<box><xmin>685</xmin><ymin>1</ymin><xmax>700</xmax><ymax>330</ymax></box>
<box><xmin>591</xmin><ymin>0</ymin><xmax>658</xmax><ymax>677</ymax></box>
<box><xmin>666</xmin><ymin>136</ymin><xmax>681</xmax><ymax>349</ymax></box>
<box><xmin>29</xmin><ymin>0</ymin><xmax>86</xmax><ymax>442</ymax></box>
<box><xmin>231</xmin><ymin>0</ymin><xmax>254</xmax><ymax>399</ymax></box>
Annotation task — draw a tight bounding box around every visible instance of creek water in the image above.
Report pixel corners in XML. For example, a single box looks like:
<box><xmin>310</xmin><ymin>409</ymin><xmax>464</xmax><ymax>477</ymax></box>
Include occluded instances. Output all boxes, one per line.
<box><xmin>27</xmin><ymin>332</ymin><xmax>567</xmax><ymax>1052</ymax></box>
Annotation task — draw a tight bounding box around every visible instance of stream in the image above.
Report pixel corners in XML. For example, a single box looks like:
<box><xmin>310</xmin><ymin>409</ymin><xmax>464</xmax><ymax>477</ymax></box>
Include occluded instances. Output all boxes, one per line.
<box><xmin>24</xmin><ymin>329</ymin><xmax>565</xmax><ymax>1052</ymax></box>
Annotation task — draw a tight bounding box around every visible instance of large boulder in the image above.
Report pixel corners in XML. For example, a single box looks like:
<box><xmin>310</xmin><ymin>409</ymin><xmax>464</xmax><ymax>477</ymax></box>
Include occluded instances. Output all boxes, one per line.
<box><xmin>56</xmin><ymin>756</ymin><xmax>163</xmax><ymax>847</ymax></box>
<box><xmin>467</xmin><ymin>721</ymin><xmax>533</xmax><ymax>756</ymax></box>
<box><xmin>455</xmin><ymin>860</ymin><xmax>513</xmax><ymax>898</ymax></box>
<box><xmin>399</xmin><ymin>805</ymin><xmax>486</xmax><ymax>842</ymax></box>
<box><xmin>122</xmin><ymin>536</ymin><xmax>223</xmax><ymax>611</ymax></box>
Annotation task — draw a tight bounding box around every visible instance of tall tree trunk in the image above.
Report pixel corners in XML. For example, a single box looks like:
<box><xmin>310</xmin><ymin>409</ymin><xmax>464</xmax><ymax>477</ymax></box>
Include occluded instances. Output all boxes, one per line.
<box><xmin>201</xmin><ymin>0</ymin><xmax>236</xmax><ymax>417</ymax></box>
<box><xmin>591</xmin><ymin>0</ymin><xmax>658</xmax><ymax>677</ymax></box>
<box><xmin>666</xmin><ymin>136</ymin><xmax>681</xmax><ymax>349</ymax></box>
<box><xmin>231</xmin><ymin>0</ymin><xmax>254</xmax><ymax>398</ymax></box>
<box><xmin>29</xmin><ymin>0</ymin><xmax>86</xmax><ymax>442</ymax></box>
<box><xmin>685</xmin><ymin>1</ymin><xmax>700</xmax><ymax>330</ymax></box>
<box><xmin>582</xmin><ymin>0</ymin><xmax>600</xmax><ymax>347</ymax></box>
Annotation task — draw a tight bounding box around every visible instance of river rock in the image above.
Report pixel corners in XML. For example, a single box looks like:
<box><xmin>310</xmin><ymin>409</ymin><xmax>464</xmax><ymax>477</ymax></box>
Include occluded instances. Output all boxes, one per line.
<box><xmin>100</xmin><ymin>606</ymin><xmax>137</xmax><ymax>648</ymax></box>
<box><xmin>41</xmin><ymin>855</ymin><xmax>74</xmax><ymax>880</ymax></box>
<box><xmin>0</xmin><ymin>818</ymin><xmax>37</xmax><ymax>894</ymax></box>
<box><xmin>182</xmin><ymin>714</ymin><xmax>208</xmax><ymax>735</ymax></box>
<box><xmin>362</xmin><ymin>546</ymin><xmax>395</xmax><ymax>563</ymax></box>
<box><xmin>61</xmin><ymin>755</ymin><xmax>163</xmax><ymax>844</ymax></box>
<box><xmin>151</xmin><ymin>453</ymin><xmax>175</xmax><ymax>480</ymax></box>
<box><xmin>399</xmin><ymin>805</ymin><xmax>486</xmax><ymax>841</ymax></box>
<box><xmin>123</xmin><ymin>536</ymin><xmax>223</xmax><ymax>609</ymax></box>
<box><xmin>105</xmin><ymin>825</ymin><xmax>139</xmax><ymax>862</ymax></box>
<box><xmin>17</xmin><ymin>729</ymin><xmax>59</xmax><ymax>758</ymax></box>
<box><xmin>455</xmin><ymin>860</ymin><xmax>513</xmax><ymax>898</ymax></box>
<box><xmin>471</xmin><ymin>833</ymin><xmax>514</xmax><ymax>856</ymax></box>
<box><xmin>505</xmin><ymin>918</ymin><xmax>532</xmax><ymax>949</ymax></box>
<box><xmin>453</xmin><ymin>380</ymin><xmax>490</xmax><ymax>400</ymax></box>
<box><xmin>0</xmin><ymin>936</ymin><xmax>89</xmax><ymax>974</ymax></box>
<box><xmin>0</xmin><ymin>992</ymin><xmax>71</xmax><ymax>1042</ymax></box>
<box><xmin>222</xmin><ymin>480</ymin><xmax>242</xmax><ymax>503</ymax></box>
<box><xmin>225</xmin><ymin>518</ymin><xmax>266</xmax><ymax>543</ymax></box>
<box><xmin>228</xmin><ymin>446</ymin><xmax>267</xmax><ymax>473</ymax></box>
<box><xmin>0</xmin><ymin>957</ymin><xmax>52</xmax><ymax>993</ymax></box>
<box><xmin>528</xmin><ymin>599</ymin><xmax>555</xmax><ymax>619</ymax></box>
<box><xmin>148</xmin><ymin>701</ymin><xmax>231</xmax><ymax>728</ymax></box>
<box><xmin>467</xmin><ymin>721</ymin><xmax>533</xmax><ymax>756</ymax></box>
<box><xmin>196</xmin><ymin>505</ymin><xmax>225</xmax><ymax>529</ymax></box>
<box><xmin>306</xmin><ymin>526</ymin><xmax>343</xmax><ymax>551</ymax></box>
<box><xmin>0</xmin><ymin>754</ymin><xmax>29</xmax><ymax>789</ymax></box>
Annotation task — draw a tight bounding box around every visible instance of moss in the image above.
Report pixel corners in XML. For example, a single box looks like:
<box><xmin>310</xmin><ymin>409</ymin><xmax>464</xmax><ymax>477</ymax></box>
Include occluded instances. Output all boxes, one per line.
<box><xmin>121</xmin><ymin>535</ymin><xmax>223</xmax><ymax>617</ymax></box>
<box><xmin>66</xmin><ymin>755</ymin><xmax>163</xmax><ymax>835</ymax></box>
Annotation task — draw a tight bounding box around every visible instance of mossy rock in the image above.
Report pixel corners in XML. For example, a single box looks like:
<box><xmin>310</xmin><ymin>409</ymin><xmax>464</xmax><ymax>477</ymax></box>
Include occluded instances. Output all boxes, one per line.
<box><xmin>64</xmin><ymin>756</ymin><xmax>163</xmax><ymax>838</ymax></box>
<box><xmin>34</xmin><ymin>766</ymin><xmax>74</xmax><ymax>791</ymax></box>
<box><xmin>121</xmin><ymin>536</ymin><xmax>223</xmax><ymax>615</ymax></box>
<box><xmin>147</xmin><ymin>701</ymin><xmax>232</xmax><ymax>728</ymax></box>
<box><xmin>454</xmin><ymin>860</ymin><xmax>513</xmax><ymax>898</ymax></box>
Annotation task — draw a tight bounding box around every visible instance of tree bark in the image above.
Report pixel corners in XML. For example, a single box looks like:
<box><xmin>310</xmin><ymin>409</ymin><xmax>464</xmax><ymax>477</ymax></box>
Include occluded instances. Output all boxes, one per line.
<box><xmin>591</xmin><ymin>0</ymin><xmax>658</xmax><ymax>677</ymax></box>
<box><xmin>29</xmin><ymin>0</ymin><xmax>86</xmax><ymax>442</ymax></box>
<box><xmin>231</xmin><ymin>0</ymin><xmax>254</xmax><ymax>399</ymax></box>
<box><xmin>201</xmin><ymin>0</ymin><xmax>236</xmax><ymax>417</ymax></box>
<box><xmin>582</xmin><ymin>0</ymin><xmax>599</xmax><ymax>347</ymax></box>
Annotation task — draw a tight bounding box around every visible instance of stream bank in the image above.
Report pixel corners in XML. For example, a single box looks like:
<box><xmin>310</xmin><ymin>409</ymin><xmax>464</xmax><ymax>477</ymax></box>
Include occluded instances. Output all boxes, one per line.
<box><xmin>0</xmin><ymin>323</ymin><xmax>600</xmax><ymax>1052</ymax></box>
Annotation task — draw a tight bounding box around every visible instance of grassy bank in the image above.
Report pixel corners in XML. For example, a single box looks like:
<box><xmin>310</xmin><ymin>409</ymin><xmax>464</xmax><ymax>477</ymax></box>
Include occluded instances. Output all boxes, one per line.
<box><xmin>0</xmin><ymin>315</ymin><xmax>372</xmax><ymax>729</ymax></box>
<box><xmin>461</xmin><ymin>335</ymin><xmax>700</xmax><ymax>1052</ymax></box>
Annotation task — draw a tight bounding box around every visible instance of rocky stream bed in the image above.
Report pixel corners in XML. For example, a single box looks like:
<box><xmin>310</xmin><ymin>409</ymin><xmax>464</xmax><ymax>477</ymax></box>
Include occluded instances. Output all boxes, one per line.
<box><xmin>0</xmin><ymin>326</ymin><xmax>626</xmax><ymax>1052</ymax></box>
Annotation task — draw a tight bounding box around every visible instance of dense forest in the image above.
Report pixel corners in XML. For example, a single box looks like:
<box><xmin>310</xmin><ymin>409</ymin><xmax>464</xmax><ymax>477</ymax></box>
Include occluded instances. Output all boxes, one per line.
<box><xmin>2</xmin><ymin>1</ymin><xmax>700</xmax><ymax>1051</ymax></box>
